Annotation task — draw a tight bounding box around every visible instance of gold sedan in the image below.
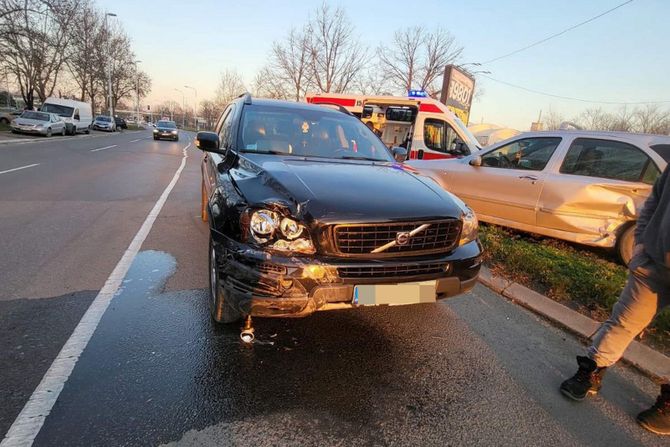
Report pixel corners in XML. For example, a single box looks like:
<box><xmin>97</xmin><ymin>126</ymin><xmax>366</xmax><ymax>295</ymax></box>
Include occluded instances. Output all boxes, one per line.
<box><xmin>408</xmin><ymin>130</ymin><xmax>669</xmax><ymax>265</ymax></box>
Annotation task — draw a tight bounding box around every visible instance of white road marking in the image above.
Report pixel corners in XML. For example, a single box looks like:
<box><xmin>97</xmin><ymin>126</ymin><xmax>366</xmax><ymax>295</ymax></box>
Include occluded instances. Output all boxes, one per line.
<box><xmin>90</xmin><ymin>144</ymin><xmax>118</xmax><ymax>152</ymax></box>
<box><xmin>0</xmin><ymin>143</ymin><xmax>191</xmax><ymax>447</ymax></box>
<box><xmin>0</xmin><ymin>163</ymin><xmax>40</xmax><ymax>175</ymax></box>
<box><xmin>130</xmin><ymin>138</ymin><xmax>142</xmax><ymax>143</ymax></box>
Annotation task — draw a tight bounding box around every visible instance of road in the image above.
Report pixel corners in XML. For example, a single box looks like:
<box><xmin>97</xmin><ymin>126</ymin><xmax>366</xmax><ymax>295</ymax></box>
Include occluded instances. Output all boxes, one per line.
<box><xmin>0</xmin><ymin>130</ymin><xmax>665</xmax><ymax>446</ymax></box>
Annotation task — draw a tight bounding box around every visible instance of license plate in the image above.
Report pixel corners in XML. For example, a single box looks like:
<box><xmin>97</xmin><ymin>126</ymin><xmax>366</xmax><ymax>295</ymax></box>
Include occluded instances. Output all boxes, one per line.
<box><xmin>353</xmin><ymin>280</ymin><xmax>436</xmax><ymax>306</ymax></box>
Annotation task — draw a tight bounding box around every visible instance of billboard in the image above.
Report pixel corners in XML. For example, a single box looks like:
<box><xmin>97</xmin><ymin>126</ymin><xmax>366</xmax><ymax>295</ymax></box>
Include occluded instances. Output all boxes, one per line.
<box><xmin>439</xmin><ymin>65</ymin><xmax>475</xmax><ymax>125</ymax></box>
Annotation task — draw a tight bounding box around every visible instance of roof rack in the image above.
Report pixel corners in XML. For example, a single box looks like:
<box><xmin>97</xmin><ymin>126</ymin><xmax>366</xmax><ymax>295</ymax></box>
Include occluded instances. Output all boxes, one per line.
<box><xmin>312</xmin><ymin>102</ymin><xmax>353</xmax><ymax>116</ymax></box>
<box><xmin>238</xmin><ymin>92</ymin><xmax>252</xmax><ymax>105</ymax></box>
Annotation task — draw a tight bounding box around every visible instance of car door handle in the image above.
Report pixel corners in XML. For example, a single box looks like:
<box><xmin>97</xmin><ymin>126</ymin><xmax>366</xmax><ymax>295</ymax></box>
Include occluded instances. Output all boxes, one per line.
<box><xmin>518</xmin><ymin>175</ymin><xmax>538</xmax><ymax>181</ymax></box>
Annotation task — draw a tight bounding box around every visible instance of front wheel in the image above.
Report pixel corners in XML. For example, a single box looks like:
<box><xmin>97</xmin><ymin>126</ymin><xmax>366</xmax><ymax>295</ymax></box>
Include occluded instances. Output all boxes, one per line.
<box><xmin>61</xmin><ymin>127</ymin><xmax>66</xmax><ymax>136</ymax></box>
<box><xmin>45</xmin><ymin>128</ymin><xmax>52</xmax><ymax>137</ymax></box>
<box><xmin>209</xmin><ymin>234</ymin><xmax>242</xmax><ymax>324</ymax></box>
<box><xmin>617</xmin><ymin>224</ymin><xmax>636</xmax><ymax>266</ymax></box>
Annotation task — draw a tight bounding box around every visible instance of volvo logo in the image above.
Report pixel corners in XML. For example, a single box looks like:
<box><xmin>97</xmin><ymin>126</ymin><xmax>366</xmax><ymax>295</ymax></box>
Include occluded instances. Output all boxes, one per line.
<box><xmin>370</xmin><ymin>223</ymin><xmax>431</xmax><ymax>254</ymax></box>
<box><xmin>395</xmin><ymin>232</ymin><xmax>411</xmax><ymax>246</ymax></box>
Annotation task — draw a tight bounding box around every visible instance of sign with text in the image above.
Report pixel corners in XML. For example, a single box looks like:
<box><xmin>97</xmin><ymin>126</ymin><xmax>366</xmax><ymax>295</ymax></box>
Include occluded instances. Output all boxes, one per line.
<box><xmin>439</xmin><ymin>65</ymin><xmax>475</xmax><ymax>125</ymax></box>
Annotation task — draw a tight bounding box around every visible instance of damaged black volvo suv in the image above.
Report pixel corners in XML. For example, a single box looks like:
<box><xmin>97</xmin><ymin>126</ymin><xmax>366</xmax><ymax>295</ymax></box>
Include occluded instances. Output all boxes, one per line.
<box><xmin>197</xmin><ymin>94</ymin><xmax>482</xmax><ymax>324</ymax></box>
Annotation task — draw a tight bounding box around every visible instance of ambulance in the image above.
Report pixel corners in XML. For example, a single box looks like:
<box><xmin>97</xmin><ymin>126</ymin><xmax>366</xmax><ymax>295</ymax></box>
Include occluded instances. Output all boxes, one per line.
<box><xmin>305</xmin><ymin>90</ymin><xmax>481</xmax><ymax>160</ymax></box>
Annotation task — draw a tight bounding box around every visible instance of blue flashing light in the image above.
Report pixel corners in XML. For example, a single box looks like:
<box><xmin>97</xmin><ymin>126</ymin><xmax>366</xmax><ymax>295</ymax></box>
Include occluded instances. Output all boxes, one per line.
<box><xmin>408</xmin><ymin>89</ymin><xmax>428</xmax><ymax>98</ymax></box>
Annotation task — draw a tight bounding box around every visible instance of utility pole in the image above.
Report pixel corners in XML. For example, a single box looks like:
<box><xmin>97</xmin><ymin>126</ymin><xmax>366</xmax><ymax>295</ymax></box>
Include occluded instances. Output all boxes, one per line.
<box><xmin>184</xmin><ymin>85</ymin><xmax>197</xmax><ymax>130</ymax></box>
<box><xmin>174</xmin><ymin>88</ymin><xmax>184</xmax><ymax>128</ymax></box>
<box><xmin>104</xmin><ymin>12</ymin><xmax>117</xmax><ymax>117</ymax></box>
<box><xmin>135</xmin><ymin>60</ymin><xmax>142</xmax><ymax>125</ymax></box>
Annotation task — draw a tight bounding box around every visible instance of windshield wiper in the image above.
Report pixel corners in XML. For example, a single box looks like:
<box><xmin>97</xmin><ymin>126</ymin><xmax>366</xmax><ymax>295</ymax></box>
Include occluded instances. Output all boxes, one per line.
<box><xmin>240</xmin><ymin>150</ymin><xmax>291</xmax><ymax>156</ymax></box>
<box><xmin>338</xmin><ymin>156</ymin><xmax>387</xmax><ymax>162</ymax></box>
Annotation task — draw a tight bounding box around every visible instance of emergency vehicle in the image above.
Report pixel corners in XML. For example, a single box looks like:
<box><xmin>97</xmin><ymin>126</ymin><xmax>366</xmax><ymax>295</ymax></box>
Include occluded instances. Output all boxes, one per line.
<box><xmin>306</xmin><ymin>91</ymin><xmax>481</xmax><ymax>160</ymax></box>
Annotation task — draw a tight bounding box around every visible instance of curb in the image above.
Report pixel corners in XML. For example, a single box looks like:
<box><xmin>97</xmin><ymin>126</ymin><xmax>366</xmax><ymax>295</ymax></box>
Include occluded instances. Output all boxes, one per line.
<box><xmin>478</xmin><ymin>266</ymin><xmax>670</xmax><ymax>381</ymax></box>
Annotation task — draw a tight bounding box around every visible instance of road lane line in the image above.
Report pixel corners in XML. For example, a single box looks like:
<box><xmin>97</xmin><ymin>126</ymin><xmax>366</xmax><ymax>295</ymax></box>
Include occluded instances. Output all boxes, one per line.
<box><xmin>1</xmin><ymin>143</ymin><xmax>191</xmax><ymax>447</ymax></box>
<box><xmin>90</xmin><ymin>144</ymin><xmax>118</xmax><ymax>152</ymax></box>
<box><xmin>130</xmin><ymin>138</ymin><xmax>142</xmax><ymax>143</ymax></box>
<box><xmin>0</xmin><ymin>163</ymin><xmax>40</xmax><ymax>176</ymax></box>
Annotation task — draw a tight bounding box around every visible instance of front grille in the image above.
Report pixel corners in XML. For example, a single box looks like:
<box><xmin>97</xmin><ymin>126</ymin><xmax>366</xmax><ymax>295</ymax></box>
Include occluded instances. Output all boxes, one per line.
<box><xmin>333</xmin><ymin>220</ymin><xmax>461</xmax><ymax>257</ymax></box>
<box><xmin>338</xmin><ymin>263</ymin><xmax>447</xmax><ymax>279</ymax></box>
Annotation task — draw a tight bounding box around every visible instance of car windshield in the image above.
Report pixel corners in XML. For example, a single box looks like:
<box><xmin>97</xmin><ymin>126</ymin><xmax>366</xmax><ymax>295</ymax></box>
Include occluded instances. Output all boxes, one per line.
<box><xmin>157</xmin><ymin>121</ymin><xmax>176</xmax><ymax>128</ymax></box>
<box><xmin>21</xmin><ymin>111</ymin><xmax>49</xmax><ymax>121</ymax></box>
<box><xmin>96</xmin><ymin>116</ymin><xmax>111</xmax><ymax>122</ymax></box>
<box><xmin>41</xmin><ymin>103</ymin><xmax>74</xmax><ymax>117</ymax></box>
<box><xmin>239</xmin><ymin>105</ymin><xmax>394</xmax><ymax>162</ymax></box>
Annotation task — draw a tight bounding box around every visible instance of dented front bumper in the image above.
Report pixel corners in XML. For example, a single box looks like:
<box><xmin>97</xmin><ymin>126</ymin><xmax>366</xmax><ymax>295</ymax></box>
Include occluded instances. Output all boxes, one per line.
<box><xmin>212</xmin><ymin>232</ymin><xmax>482</xmax><ymax>318</ymax></box>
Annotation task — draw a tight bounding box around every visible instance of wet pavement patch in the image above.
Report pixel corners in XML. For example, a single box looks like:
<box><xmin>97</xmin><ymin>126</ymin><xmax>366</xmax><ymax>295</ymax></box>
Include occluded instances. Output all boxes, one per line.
<box><xmin>0</xmin><ymin>290</ymin><xmax>97</xmax><ymax>436</ymax></box>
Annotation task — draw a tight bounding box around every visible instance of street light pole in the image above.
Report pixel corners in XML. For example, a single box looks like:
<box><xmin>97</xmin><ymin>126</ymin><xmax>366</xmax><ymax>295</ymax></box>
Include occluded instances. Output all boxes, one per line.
<box><xmin>174</xmin><ymin>88</ymin><xmax>184</xmax><ymax>128</ymax></box>
<box><xmin>104</xmin><ymin>12</ymin><xmax>117</xmax><ymax>117</ymax></box>
<box><xmin>135</xmin><ymin>60</ymin><xmax>142</xmax><ymax>125</ymax></box>
<box><xmin>184</xmin><ymin>85</ymin><xmax>197</xmax><ymax>130</ymax></box>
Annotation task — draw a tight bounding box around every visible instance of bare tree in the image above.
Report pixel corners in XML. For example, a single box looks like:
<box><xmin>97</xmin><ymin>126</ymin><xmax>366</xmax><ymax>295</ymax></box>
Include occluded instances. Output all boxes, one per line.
<box><xmin>634</xmin><ymin>104</ymin><xmax>670</xmax><ymax>135</ymax></box>
<box><xmin>0</xmin><ymin>0</ymin><xmax>80</xmax><ymax>108</ymax></box>
<box><xmin>578</xmin><ymin>108</ymin><xmax>615</xmax><ymax>131</ymax></box>
<box><xmin>266</xmin><ymin>27</ymin><xmax>311</xmax><ymax>100</ymax></box>
<box><xmin>378</xmin><ymin>26</ymin><xmax>463</xmax><ymax>94</ymax></box>
<box><xmin>609</xmin><ymin>106</ymin><xmax>635</xmax><ymax>132</ymax></box>
<box><xmin>252</xmin><ymin>66</ymin><xmax>291</xmax><ymax>100</ymax></box>
<box><xmin>65</xmin><ymin>1</ymin><xmax>104</xmax><ymax>109</ymax></box>
<box><xmin>543</xmin><ymin>109</ymin><xmax>566</xmax><ymax>130</ymax></box>
<box><xmin>199</xmin><ymin>99</ymin><xmax>223</xmax><ymax>130</ymax></box>
<box><xmin>215</xmin><ymin>68</ymin><xmax>246</xmax><ymax>106</ymax></box>
<box><xmin>306</xmin><ymin>2</ymin><xmax>366</xmax><ymax>93</ymax></box>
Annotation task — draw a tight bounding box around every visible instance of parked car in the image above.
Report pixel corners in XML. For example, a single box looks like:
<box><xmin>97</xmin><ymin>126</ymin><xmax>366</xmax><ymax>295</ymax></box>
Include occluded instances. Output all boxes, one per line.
<box><xmin>92</xmin><ymin>115</ymin><xmax>116</xmax><ymax>132</ymax></box>
<box><xmin>0</xmin><ymin>107</ymin><xmax>22</xmax><ymax>125</ymax></box>
<box><xmin>114</xmin><ymin>116</ymin><xmax>128</xmax><ymax>129</ymax></box>
<box><xmin>10</xmin><ymin>111</ymin><xmax>66</xmax><ymax>137</ymax></box>
<box><xmin>153</xmin><ymin>120</ymin><xmax>178</xmax><ymax>141</ymax></box>
<box><xmin>40</xmin><ymin>98</ymin><xmax>92</xmax><ymax>135</ymax></box>
<box><xmin>197</xmin><ymin>94</ymin><xmax>482</xmax><ymax>324</ymax></box>
<box><xmin>408</xmin><ymin>130</ymin><xmax>670</xmax><ymax>265</ymax></box>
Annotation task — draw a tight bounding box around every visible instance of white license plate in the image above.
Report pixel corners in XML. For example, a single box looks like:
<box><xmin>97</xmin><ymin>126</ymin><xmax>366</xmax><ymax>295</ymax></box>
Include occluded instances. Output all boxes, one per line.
<box><xmin>353</xmin><ymin>280</ymin><xmax>436</xmax><ymax>306</ymax></box>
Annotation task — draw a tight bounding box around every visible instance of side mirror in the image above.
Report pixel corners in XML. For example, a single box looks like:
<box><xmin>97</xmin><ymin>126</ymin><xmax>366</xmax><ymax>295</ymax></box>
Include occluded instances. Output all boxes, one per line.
<box><xmin>391</xmin><ymin>146</ymin><xmax>408</xmax><ymax>162</ymax></box>
<box><xmin>469</xmin><ymin>155</ymin><xmax>482</xmax><ymax>167</ymax></box>
<box><xmin>196</xmin><ymin>131</ymin><xmax>222</xmax><ymax>153</ymax></box>
<box><xmin>74</xmin><ymin>115</ymin><xmax>80</xmax><ymax>121</ymax></box>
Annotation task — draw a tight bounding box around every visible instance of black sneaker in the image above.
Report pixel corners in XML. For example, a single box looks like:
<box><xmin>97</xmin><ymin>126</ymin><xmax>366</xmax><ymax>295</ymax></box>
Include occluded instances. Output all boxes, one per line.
<box><xmin>637</xmin><ymin>384</ymin><xmax>670</xmax><ymax>435</ymax></box>
<box><xmin>560</xmin><ymin>356</ymin><xmax>607</xmax><ymax>401</ymax></box>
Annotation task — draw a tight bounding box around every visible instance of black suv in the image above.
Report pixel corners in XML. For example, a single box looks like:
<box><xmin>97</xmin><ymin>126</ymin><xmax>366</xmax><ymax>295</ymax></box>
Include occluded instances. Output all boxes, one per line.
<box><xmin>197</xmin><ymin>94</ymin><xmax>482</xmax><ymax>324</ymax></box>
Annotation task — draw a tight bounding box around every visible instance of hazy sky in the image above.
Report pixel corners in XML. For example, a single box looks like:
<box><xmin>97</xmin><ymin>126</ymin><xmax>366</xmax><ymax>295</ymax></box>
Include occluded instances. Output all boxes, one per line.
<box><xmin>109</xmin><ymin>0</ymin><xmax>669</xmax><ymax>130</ymax></box>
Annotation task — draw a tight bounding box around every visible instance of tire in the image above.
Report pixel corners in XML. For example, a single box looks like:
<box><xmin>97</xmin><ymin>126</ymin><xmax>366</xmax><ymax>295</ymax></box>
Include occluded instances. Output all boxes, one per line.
<box><xmin>617</xmin><ymin>224</ymin><xmax>636</xmax><ymax>266</ymax></box>
<box><xmin>46</xmin><ymin>128</ymin><xmax>52</xmax><ymax>137</ymax></box>
<box><xmin>175</xmin><ymin>136</ymin><xmax>179</xmax><ymax>142</ymax></box>
<box><xmin>0</xmin><ymin>117</ymin><xmax>9</xmax><ymax>125</ymax></box>
<box><xmin>153</xmin><ymin>136</ymin><xmax>158</xmax><ymax>140</ymax></box>
<box><xmin>85</xmin><ymin>127</ymin><xmax>90</xmax><ymax>134</ymax></box>
<box><xmin>209</xmin><ymin>234</ymin><xmax>242</xmax><ymax>324</ymax></box>
<box><xmin>61</xmin><ymin>127</ymin><xmax>66</xmax><ymax>136</ymax></box>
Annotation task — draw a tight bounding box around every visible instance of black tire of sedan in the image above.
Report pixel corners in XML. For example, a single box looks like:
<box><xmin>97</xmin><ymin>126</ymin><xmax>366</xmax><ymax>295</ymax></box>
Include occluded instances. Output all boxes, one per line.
<box><xmin>61</xmin><ymin>127</ymin><xmax>66</xmax><ymax>136</ymax></box>
<box><xmin>617</xmin><ymin>224</ymin><xmax>636</xmax><ymax>266</ymax></box>
<box><xmin>46</xmin><ymin>128</ymin><xmax>52</xmax><ymax>137</ymax></box>
<box><xmin>209</xmin><ymin>234</ymin><xmax>243</xmax><ymax>324</ymax></box>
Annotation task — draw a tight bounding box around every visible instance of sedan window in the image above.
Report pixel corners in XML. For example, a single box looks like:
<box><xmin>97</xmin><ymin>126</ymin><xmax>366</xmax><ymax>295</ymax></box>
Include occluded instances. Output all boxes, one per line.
<box><xmin>560</xmin><ymin>138</ymin><xmax>658</xmax><ymax>184</ymax></box>
<box><xmin>650</xmin><ymin>144</ymin><xmax>670</xmax><ymax>163</ymax></box>
<box><xmin>481</xmin><ymin>137</ymin><xmax>561</xmax><ymax>171</ymax></box>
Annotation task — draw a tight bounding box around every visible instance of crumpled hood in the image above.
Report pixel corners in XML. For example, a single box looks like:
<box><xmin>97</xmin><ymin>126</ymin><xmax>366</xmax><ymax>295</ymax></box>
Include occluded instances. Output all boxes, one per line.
<box><xmin>229</xmin><ymin>155</ymin><xmax>463</xmax><ymax>223</ymax></box>
<box><xmin>14</xmin><ymin>118</ymin><xmax>47</xmax><ymax>126</ymax></box>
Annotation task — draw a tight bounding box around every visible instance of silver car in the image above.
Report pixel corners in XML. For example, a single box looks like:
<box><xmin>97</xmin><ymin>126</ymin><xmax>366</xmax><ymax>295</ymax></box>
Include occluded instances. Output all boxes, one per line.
<box><xmin>92</xmin><ymin>115</ymin><xmax>116</xmax><ymax>132</ymax></box>
<box><xmin>409</xmin><ymin>130</ymin><xmax>670</xmax><ymax>264</ymax></box>
<box><xmin>10</xmin><ymin>111</ymin><xmax>66</xmax><ymax>137</ymax></box>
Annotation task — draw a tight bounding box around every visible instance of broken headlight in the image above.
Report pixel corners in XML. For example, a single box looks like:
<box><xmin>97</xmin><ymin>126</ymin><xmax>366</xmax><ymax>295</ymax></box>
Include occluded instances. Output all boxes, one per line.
<box><xmin>248</xmin><ymin>209</ymin><xmax>315</xmax><ymax>254</ymax></box>
<box><xmin>459</xmin><ymin>207</ymin><xmax>479</xmax><ymax>246</ymax></box>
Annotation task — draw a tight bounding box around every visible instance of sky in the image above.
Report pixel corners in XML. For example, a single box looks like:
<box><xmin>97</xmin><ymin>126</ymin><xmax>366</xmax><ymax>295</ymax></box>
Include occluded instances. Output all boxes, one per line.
<box><xmin>108</xmin><ymin>0</ymin><xmax>670</xmax><ymax>130</ymax></box>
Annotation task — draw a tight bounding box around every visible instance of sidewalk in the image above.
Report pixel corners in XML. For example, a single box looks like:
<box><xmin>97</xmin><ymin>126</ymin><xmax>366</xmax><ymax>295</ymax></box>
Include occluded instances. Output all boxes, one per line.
<box><xmin>479</xmin><ymin>266</ymin><xmax>670</xmax><ymax>381</ymax></box>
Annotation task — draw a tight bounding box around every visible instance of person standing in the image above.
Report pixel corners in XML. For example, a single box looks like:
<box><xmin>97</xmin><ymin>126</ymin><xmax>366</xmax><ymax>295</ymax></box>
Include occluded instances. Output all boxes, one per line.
<box><xmin>560</xmin><ymin>166</ymin><xmax>670</xmax><ymax>435</ymax></box>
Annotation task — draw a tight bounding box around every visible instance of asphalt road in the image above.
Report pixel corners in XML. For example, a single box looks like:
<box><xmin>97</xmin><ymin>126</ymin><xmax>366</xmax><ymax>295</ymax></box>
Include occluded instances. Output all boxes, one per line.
<box><xmin>0</xmin><ymin>130</ymin><xmax>666</xmax><ymax>446</ymax></box>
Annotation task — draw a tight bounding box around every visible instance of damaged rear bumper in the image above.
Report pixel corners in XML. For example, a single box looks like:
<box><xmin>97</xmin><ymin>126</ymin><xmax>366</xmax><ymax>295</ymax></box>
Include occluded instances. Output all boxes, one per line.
<box><xmin>212</xmin><ymin>233</ymin><xmax>482</xmax><ymax>318</ymax></box>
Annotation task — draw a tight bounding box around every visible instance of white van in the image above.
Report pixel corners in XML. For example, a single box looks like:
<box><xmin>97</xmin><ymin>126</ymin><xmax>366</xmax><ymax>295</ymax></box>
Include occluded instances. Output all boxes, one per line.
<box><xmin>40</xmin><ymin>98</ymin><xmax>93</xmax><ymax>135</ymax></box>
<box><xmin>306</xmin><ymin>92</ymin><xmax>481</xmax><ymax>160</ymax></box>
